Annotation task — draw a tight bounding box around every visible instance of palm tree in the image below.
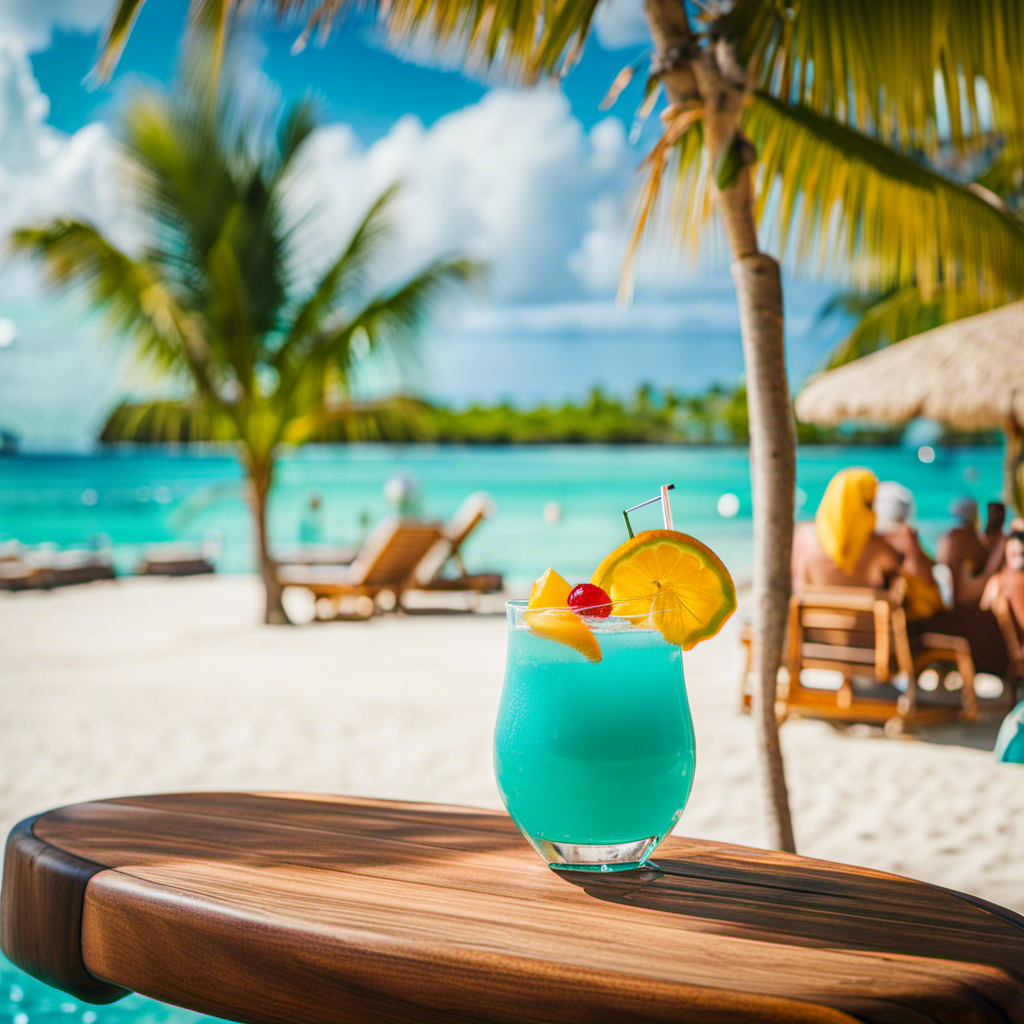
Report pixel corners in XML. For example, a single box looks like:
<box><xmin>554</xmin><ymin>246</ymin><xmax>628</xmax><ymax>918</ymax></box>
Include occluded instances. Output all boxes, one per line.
<box><xmin>10</xmin><ymin>49</ymin><xmax>476</xmax><ymax>625</ymax></box>
<box><xmin>96</xmin><ymin>2</ymin><xmax>1024</xmax><ymax>852</ymax></box>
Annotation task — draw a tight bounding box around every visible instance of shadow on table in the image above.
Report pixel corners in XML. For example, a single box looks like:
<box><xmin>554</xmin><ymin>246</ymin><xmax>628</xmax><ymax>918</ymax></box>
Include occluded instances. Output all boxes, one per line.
<box><xmin>555</xmin><ymin>854</ymin><xmax>1024</xmax><ymax>971</ymax></box>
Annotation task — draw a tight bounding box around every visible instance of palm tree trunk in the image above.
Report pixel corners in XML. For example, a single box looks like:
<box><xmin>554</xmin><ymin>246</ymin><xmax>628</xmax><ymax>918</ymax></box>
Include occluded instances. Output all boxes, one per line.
<box><xmin>246</xmin><ymin>453</ymin><xmax>290</xmax><ymax>626</ymax></box>
<box><xmin>1004</xmin><ymin>413</ymin><xmax>1023</xmax><ymax>515</ymax></box>
<box><xmin>644</xmin><ymin>1</ymin><xmax>797</xmax><ymax>852</ymax></box>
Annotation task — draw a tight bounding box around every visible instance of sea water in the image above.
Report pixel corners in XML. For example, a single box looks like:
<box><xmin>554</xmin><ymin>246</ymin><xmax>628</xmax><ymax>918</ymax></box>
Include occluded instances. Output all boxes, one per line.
<box><xmin>0</xmin><ymin>445</ymin><xmax>1005</xmax><ymax>586</ymax></box>
<box><xmin>494</xmin><ymin>620</ymin><xmax>695</xmax><ymax>856</ymax></box>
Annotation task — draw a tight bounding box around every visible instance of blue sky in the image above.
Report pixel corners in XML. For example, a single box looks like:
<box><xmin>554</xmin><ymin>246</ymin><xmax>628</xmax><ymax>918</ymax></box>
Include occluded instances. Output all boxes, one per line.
<box><xmin>31</xmin><ymin>0</ymin><xmax>641</xmax><ymax>140</ymax></box>
<box><xmin>0</xmin><ymin>0</ymin><xmax>840</xmax><ymax>449</ymax></box>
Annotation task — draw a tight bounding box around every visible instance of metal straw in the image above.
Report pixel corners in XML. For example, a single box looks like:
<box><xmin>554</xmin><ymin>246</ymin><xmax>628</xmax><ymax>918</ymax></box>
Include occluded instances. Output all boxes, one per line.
<box><xmin>622</xmin><ymin>484</ymin><xmax>675</xmax><ymax>538</ymax></box>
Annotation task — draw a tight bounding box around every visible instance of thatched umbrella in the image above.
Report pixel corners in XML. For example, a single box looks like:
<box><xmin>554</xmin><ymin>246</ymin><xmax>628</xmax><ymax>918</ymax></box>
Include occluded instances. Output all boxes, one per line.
<box><xmin>796</xmin><ymin>301</ymin><xmax>1024</xmax><ymax>510</ymax></box>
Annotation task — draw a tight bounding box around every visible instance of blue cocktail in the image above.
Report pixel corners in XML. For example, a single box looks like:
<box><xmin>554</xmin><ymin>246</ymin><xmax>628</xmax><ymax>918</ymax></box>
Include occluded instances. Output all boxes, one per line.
<box><xmin>494</xmin><ymin>601</ymin><xmax>695</xmax><ymax>871</ymax></box>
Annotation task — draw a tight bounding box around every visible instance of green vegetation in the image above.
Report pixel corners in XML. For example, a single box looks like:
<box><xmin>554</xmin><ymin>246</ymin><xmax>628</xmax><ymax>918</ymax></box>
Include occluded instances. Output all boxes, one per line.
<box><xmin>10</xmin><ymin>43</ymin><xmax>475</xmax><ymax>624</ymax></box>
<box><xmin>103</xmin><ymin>382</ymin><xmax>1000</xmax><ymax>447</ymax></box>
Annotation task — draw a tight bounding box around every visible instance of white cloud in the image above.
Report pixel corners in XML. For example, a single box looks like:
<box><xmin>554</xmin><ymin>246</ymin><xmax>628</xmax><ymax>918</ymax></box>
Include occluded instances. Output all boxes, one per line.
<box><xmin>0</xmin><ymin>38</ymin><xmax>126</xmax><ymax>238</ymax></box>
<box><xmin>0</xmin><ymin>0</ymin><xmax>112</xmax><ymax>52</ymax></box>
<box><xmin>289</xmin><ymin>89</ymin><xmax>639</xmax><ymax>303</ymax></box>
<box><xmin>593</xmin><ymin>0</ymin><xmax>650</xmax><ymax>50</ymax></box>
<box><xmin>0</xmin><ymin>37</ymin><xmax>130</xmax><ymax>448</ymax></box>
<box><xmin>460</xmin><ymin>298</ymin><xmax>740</xmax><ymax>335</ymax></box>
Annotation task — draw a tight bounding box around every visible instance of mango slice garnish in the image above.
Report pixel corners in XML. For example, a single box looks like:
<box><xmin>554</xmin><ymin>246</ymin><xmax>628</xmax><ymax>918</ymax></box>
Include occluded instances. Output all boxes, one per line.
<box><xmin>524</xmin><ymin>568</ymin><xmax>602</xmax><ymax>663</ymax></box>
<box><xmin>591</xmin><ymin>530</ymin><xmax>736</xmax><ymax>650</ymax></box>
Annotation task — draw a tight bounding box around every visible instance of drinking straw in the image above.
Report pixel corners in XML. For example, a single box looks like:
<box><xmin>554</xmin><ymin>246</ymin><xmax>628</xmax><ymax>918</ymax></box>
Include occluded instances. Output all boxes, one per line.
<box><xmin>622</xmin><ymin>484</ymin><xmax>675</xmax><ymax>538</ymax></box>
<box><xmin>660</xmin><ymin>484</ymin><xmax>674</xmax><ymax>530</ymax></box>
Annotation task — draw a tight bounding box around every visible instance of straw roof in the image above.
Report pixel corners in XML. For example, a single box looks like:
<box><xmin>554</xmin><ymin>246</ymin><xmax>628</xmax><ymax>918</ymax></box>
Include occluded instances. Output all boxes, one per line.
<box><xmin>796</xmin><ymin>301</ymin><xmax>1024</xmax><ymax>431</ymax></box>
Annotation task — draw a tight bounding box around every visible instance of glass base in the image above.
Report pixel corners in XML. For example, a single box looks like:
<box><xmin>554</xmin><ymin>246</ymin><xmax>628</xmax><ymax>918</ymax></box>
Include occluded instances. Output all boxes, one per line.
<box><xmin>525</xmin><ymin>834</ymin><xmax>661</xmax><ymax>872</ymax></box>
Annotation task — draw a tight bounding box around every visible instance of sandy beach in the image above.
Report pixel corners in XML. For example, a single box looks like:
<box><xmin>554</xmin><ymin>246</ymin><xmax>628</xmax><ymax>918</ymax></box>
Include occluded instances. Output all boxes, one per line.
<box><xmin>2</xmin><ymin>575</ymin><xmax>1021</xmax><ymax>913</ymax></box>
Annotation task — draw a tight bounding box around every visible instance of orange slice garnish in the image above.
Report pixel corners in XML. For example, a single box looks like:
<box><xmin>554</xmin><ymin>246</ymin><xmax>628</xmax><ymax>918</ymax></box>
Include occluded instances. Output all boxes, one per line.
<box><xmin>591</xmin><ymin>530</ymin><xmax>736</xmax><ymax>650</ymax></box>
<box><xmin>523</xmin><ymin>568</ymin><xmax>602</xmax><ymax>663</ymax></box>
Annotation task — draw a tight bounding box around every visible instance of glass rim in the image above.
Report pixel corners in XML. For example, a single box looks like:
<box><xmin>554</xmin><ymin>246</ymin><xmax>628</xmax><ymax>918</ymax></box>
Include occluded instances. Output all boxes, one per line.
<box><xmin>506</xmin><ymin>597</ymin><xmax>680</xmax><ymax>630</ymax></box>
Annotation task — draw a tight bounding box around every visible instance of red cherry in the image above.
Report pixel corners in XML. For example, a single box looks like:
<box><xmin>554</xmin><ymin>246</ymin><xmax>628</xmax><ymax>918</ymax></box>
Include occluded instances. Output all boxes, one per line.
<box><xmin>567</xmin><ymin>583</ymin><xmax>612</xmax><ymax>618</ymax></box>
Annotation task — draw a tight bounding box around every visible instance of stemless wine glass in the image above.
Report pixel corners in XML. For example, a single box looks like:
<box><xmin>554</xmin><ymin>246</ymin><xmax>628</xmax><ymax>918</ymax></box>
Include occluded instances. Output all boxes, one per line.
<box><xmin>494</xmin><ymin>600</ymin><xmax>696</xmax><ymax>872</ymax></box>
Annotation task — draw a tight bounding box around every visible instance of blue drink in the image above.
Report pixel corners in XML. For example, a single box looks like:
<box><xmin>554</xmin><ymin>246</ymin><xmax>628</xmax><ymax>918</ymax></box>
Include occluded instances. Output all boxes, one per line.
<box><xmin>494</xmin><ymin>601</ymin><xmax>695</xmax><ymax>871</ymax></box>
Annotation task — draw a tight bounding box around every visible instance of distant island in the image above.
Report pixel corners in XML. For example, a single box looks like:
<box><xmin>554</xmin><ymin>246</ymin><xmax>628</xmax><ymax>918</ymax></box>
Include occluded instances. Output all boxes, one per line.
<box><xmin>100</xmin><ymin>382</ymin><xmax>1000</xmax><ymax>447</ymax></box>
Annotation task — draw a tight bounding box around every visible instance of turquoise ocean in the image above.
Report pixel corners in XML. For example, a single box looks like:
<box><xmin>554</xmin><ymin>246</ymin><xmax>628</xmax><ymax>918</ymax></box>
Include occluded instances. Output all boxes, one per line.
<box><xmin>0</xmin><ymin>444</ymin><xmax>1006</xmax><ymax>586</ymax></box>
<box><xmin>0</xmin><ymin>442</ymin><xmax>1006</xmax><ymax>1024</ymax></box>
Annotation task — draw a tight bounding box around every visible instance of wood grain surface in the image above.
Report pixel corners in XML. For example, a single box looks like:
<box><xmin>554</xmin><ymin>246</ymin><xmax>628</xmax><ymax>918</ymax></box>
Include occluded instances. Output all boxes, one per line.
<box><xmin>4</xmin><ymin>792</ymin><xmax>1024</xmax><ymax>1024</ymax></box>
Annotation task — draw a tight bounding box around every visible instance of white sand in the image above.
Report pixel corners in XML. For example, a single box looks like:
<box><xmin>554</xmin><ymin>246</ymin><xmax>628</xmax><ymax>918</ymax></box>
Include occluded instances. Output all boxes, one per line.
<box><xmin>2</xmin><ymin>575</ymin><xmax>1021</xmax><ymax>912</ymax></box>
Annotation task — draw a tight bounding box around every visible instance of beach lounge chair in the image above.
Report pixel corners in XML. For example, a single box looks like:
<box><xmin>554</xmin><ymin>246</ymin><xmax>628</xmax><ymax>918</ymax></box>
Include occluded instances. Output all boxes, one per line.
<box><xmin>277</xmin><ymin>517</ymin><xmax>444</xmax><ymax>620</ymax></box>
<box><xmin>136</xmin><ymin>543</ymin><xmax>216</xmax><ymax>576</ymax></box>
<box><xmin>272</xmin><ymin>544</ymin><xmax>359</xmax><ymax>567</ymax></box>
<box><xmin>739</xmin><ymin>580</ymin><xmax>976</xmax><ymax>733</ymax></box>
<box><xmin>411</xmin><ymin>492</ymin><xmax>503</xmax><ymax>597</ymax></box>
<box><xmin>0</xmin><ymin>548</ymin><xmax>116</xmax><ymax>591</ymax></box>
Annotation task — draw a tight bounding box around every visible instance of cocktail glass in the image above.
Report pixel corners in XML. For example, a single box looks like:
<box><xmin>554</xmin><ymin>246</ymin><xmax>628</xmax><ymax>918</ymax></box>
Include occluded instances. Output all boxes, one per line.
<box><xmin>494</xmin><ymin>600</ymin><xmax>695</xmax><ymax>872</ymax></box>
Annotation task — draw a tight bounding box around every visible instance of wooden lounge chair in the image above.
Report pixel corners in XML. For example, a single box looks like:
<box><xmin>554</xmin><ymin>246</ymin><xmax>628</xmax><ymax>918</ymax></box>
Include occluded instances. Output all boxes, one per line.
<box><xmin>0</xmin><ymin>549</ymin><xmax>116</xmax><ymax>591</ymax></box>
<box><xmin>277</xmin><ymin>517</ymin><xmax>444</xmax><ymax>620</ymax></box>
<box><xmin>136</xmin><ymin>543</ymin><xmax>216</xmax><ymax>577</ymax></box>
<box><xmin>992</xmin><ymin>595</ymin><xmax>1024</xmax><ymax>710</ymax></box>
<box><xmin>271</xmin><ymin>544</ymin><xmax>358</xmax><ymax>567</ymax></box>
<box><xmin>410</xmin><ymin>492</ymin><xmax>503</xmax><ymax>597</ymax></box>
<box><xmin>739</xmin><ymin>580</ymin><xmax>977</xmax><ymax>733</ymax></box>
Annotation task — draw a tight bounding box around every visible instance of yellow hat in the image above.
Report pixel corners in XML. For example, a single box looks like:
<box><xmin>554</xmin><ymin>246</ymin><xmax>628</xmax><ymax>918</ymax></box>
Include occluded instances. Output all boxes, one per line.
<box><xmin>815</xmin><ymin>468</ymin><xmax>878</xmax><ymax>576</ymax></box>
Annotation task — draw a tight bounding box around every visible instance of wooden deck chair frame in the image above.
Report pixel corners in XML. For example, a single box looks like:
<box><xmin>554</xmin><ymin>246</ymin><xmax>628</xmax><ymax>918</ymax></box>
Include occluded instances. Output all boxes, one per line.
<box><xmin>278</xmin><ymin>517</ymin><xmax>444</xmax><ymax>621</ymax></box>
<box><xmin>739</xmin><ymin>580</ymin><xmax>976</xmax><ymax>733</ymax></box>
<box><xmin>410</xmin><ymin>493</ymin><xmax>503</xmax><ymax>602</ymax></box>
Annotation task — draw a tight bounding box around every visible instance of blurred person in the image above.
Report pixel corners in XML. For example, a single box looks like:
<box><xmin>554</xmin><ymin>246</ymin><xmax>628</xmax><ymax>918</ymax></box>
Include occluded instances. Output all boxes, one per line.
<box><xmin>793</xmin><ymin>468</ymin><xmax>903</xmax><ymax>589</ymax></box>
<box><xmin>873</xmin><ymin>481</ymin><xmax>944</xmax><ymax>621</ymax></box>
<box><xmin>300</xmin><ymin>492</ymin><xmax>325</xmax><ymax>547</ymax></box>
<box><xmin>936</xmin><ymin>497</ymin><xmax>1006</xmax><ymax>607</ymax></box>
<box><xmin>989</xmin><ymin>519</ymin><xmax>1024</xmax><ymax>764</ymax></box>
<box><xmin>981</xmin><ymin>518</ymin><xmax>1024</xmax><ymax>641</ymax></box>
<box><xmin>920</xmin><ymin>506</ymin><xmax>1011</xmax><ymax>677</ymax></box>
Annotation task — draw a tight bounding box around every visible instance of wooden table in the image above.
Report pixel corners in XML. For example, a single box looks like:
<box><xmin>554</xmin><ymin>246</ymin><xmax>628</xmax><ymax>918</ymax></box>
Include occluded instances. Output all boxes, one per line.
<box><xmin>3</xmin><ymin>793</ymin><xmax>1024</xmax><ymax>1023</ymax></box>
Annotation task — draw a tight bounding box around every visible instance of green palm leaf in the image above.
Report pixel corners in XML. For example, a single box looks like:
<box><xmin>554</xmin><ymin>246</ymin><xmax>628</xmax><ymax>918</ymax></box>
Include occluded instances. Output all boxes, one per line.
<box><xmin>746</xmin><ymin>91</ymin><xmax>1024</xmax><ymax>301</ymax></box>
<box><xmin>6</xmin><ymin>220</ymin><xmax>218</xmax><ymax>395</ymax></box>
<box><xmin>638</xmin><ymin>93</ymin><xmax>1024</xmax><ymax>304</ymax></box>
<box><xmin>815</xmin><ymin>286</ymin><xmax>1012</xmax><ymax>369</ymax></box>
<box><xmin>100</xmin><ymin>398</ymin><xmax>239</xmax><ymax>443</ymax></box>
<box><xmin>96</xmin><ymin>0</ymin><xmax>602</xmax><ymax>83</ymax></box>
<box><xmin>278</xmin><ymin>184</ymin><xmax>399</xmax><ymax>370</ymax></box>
<box><xmin>722</xmin><ymin>0</ymin><xmax>1024</xmax><ymax>157</ymax></box>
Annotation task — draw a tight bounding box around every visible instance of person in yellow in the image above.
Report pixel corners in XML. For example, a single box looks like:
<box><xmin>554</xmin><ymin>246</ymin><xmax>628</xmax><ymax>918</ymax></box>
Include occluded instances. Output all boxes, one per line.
<box><xmin>792</xmin><ymin>468</ymin><xmax>902</xmax><ymax>591</ymax></box>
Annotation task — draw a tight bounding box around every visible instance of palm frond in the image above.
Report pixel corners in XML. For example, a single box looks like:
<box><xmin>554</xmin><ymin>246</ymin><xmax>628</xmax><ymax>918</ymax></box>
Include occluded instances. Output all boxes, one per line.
<box><xmin>6</xmin><ymin>220</ymin><xmax>215</xmax><ymax>388</ymax></box>
<box><xmin>205</xmin><ymin>235</ymin><xmax>254</xmax><ymax>390</ymax></box>
<box><xmin>100</xmin><ymin>398</ymin><xmax>238</xmax><ymax>443</ymax></box>
<box><xmin>94</xmin><ymin>0</ymin><xmax>151</xmax><ymax>82</ymax></box>
<box><xmin>745</xmin><ymin>91</ymin><xmax>1024</xmax><ymax>301</ymax></box>
<box><xmin>275</xmin><ymin>255</ymin><xmax>480</xmax><ymax>426</ymax></box>
<box><xmin>619</xmin><ymin>117</ymin><xmax>711</xmax><ymax>299</ymax></box>
<box><xmin>975</xmin><ymin>148</ymin><xmax>1024</xmax><ymax>206</ymax></box>
<box><xmin>122</xmin><ymin>83</ymin><xmax>291</xmax><ymax>340</ymax></box>
<box><xmin>276</xmin><ymin>97</ymin><xmax>319</xmax><ymax>177</ymax></box>
<box><xmin>283</xmin><ymin>395</ymin><xmax>429</xmax><ymax>444</ymax></box>
<box><xmin>337</xmin><ymin>256</ymin><xmax>482</xmax><ymax>359</ymax></box>
<box><xmin>277</xmin><ymin>184</ymin><xmax>398</xmax><ymax>370</ymax></box>
<box><xmin>97</xmin><ymin>0</ymin><xmax>604</xmax><ymax>84</ymax></box>
<box><xmin>721</xmin><ymin>0</ymin><xmax>1024</xmax><ymax>157</ymax></box>
<box><xmin>819</xmin><ymin>285</ymin><xmax>1013</xmax><ymax>369</ymax></box>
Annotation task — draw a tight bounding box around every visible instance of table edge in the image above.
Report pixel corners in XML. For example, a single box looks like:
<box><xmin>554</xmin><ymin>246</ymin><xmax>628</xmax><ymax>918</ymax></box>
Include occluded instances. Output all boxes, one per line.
<box><xmin>1</xmin><ymin>816</ymin><xmax>127</xmax><ymax>1004</ymax></box>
